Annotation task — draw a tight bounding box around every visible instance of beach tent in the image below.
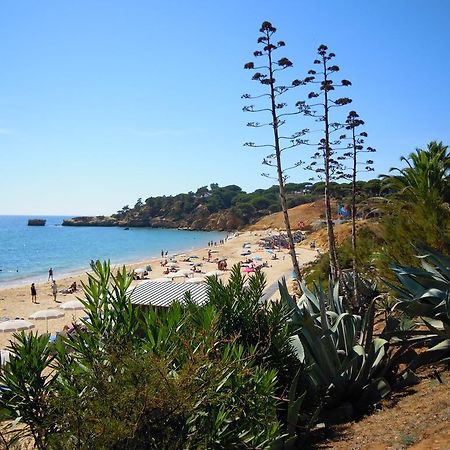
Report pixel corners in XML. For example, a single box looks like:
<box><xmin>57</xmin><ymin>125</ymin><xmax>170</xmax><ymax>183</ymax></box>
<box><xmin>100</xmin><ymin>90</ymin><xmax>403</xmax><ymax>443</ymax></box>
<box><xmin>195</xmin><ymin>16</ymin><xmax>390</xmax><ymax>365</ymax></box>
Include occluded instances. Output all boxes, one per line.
<box><xmin>129</xmin><ymin>281</ymin><xmax>208</xmax><ymax>308</ymax></box>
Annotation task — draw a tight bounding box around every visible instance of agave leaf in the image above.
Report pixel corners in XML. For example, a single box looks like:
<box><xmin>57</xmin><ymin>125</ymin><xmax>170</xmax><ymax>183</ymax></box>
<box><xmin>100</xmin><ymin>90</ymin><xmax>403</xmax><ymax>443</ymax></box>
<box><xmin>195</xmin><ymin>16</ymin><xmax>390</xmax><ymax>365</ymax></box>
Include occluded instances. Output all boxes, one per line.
<box><xmin>287</xmin><ymin>369</ymin><xmax>305</xmax><ymax>437</ymax></box>
<box><xmin>420</xmin><ymin>260</ymin><xmax>444</xmax><ymax>278</ymax></box>
<box><xmin>408</xmin><ymin>339</ymin><xmax>450</xmax><ymax>371</ymax></box>
<box><xmin>279</xmin><ymin>279</ymin><xmax>302</xmax><ymax>316</ymax></box>
<box><xmin>289</xmin><ymin>335</ymin><xmax>305</xmax><ymax>363</ymax></box>
<box><xmin>300</xmin><ymin>282</ymin><xmax>321</xmax><ymax>313</ymax></box>
<box><xmin>394</xmin><ymin>272</ymin><xmax>427</xmax><ymax>296</ymax></box>
<box><xmin>422</xmin><ymin>318</ymin><xmax>450</xmax><ymax>339</ymax></box>
<box><xmin>332</xmin><ymin>282</ymin><xmax>344</xmax><ymax>315</ymax></box>
<box><xmin>418</xmin><ymin>288</ymin><xmax>447</xmax><ymax>302</ymax></box>
<box><xmin>395</xmin><ymin>300</ymin><xmax>436</xmax><ymax>318</ymax></box>
<box><xmin>368</xmin><ymin>339</ymin><xmax>388</xmax><ymax>378</ymax></box>
<box><xmin>417</xmin><ymin>246</ymin><xmax>450</xmax><ymax>279</ymax></box>
<box><xmin>354</xmin><ymin>377</ymin><xmax>390</xmax><ymax>410</ymax></box>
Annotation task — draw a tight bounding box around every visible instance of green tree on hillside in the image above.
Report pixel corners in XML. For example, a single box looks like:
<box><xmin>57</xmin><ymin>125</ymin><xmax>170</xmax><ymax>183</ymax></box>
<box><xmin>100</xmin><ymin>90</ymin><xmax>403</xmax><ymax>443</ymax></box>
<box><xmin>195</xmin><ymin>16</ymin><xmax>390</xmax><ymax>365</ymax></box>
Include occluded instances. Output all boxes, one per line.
<box><xmin>382</xmin><ymin>141</ymin><xmax>449</xmax><ymax>205</ymax></box>
<box><xmin>380</xmin><ymin>141</ymin><xmax>450</xmax><ymax>271</ymax></box>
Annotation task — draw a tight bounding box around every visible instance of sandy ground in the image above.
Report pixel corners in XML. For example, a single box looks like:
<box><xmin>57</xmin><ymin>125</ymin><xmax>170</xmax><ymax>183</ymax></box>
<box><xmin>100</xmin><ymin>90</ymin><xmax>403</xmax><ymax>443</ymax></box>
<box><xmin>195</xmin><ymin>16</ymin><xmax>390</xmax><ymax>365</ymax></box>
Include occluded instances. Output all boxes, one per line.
<box><xmin>0</xmin><ymin>230</ymin><xmax>317</xmax><ymax>349</ymax></box>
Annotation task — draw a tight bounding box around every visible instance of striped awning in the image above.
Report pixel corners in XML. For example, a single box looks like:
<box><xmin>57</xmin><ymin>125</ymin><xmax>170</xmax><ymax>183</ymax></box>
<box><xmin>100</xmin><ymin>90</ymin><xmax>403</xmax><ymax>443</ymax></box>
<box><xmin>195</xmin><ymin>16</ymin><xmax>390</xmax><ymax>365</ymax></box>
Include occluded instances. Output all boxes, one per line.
<box><xmin>129</xmin><ymin>281</ymin><xmax>209</xmax><ymax>307</ymax></box>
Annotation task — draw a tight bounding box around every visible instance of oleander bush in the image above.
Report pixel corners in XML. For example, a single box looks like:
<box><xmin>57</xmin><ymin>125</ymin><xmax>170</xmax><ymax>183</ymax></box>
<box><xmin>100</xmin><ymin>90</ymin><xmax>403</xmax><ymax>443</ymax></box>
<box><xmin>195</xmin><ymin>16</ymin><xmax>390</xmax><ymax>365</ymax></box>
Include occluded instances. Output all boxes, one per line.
<box><xmin>0</xmin><ymin>261</ymin><xmax>285</xmax><ymax>449</ymax></box>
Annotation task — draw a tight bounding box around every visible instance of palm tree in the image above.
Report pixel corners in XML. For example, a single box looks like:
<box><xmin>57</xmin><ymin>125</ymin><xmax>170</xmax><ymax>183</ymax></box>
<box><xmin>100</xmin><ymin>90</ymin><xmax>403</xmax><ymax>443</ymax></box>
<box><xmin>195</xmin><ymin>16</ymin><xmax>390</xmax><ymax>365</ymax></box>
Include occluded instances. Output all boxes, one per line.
<box><xmin>380</xmin><ymin>141</ymin><xmax>450</xmax><ymax>258</ymax></box>
<box><xmin>382</xmin><ymin>141</ymin><xmax>449</xmax><ymax>205</ymax></box>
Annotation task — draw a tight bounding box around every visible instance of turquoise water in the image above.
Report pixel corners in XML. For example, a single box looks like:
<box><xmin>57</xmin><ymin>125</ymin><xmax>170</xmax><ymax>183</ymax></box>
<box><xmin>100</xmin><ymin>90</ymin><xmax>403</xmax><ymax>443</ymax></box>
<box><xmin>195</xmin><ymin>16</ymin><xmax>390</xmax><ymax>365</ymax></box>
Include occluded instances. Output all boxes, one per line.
<box><xmin>0</xmin><ymin>216</ymin><xmax>226</xmax><ymax>286</ymax></box>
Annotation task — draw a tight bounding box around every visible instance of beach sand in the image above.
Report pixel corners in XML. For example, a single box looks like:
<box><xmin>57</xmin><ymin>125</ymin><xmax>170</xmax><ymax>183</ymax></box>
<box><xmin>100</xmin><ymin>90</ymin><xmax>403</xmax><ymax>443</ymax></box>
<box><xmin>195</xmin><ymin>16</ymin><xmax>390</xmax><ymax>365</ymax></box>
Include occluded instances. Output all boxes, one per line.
<box><xmin>0</xmin><ymin>230</ymin><xmax>317</xmax><ymax>349</ymax></box>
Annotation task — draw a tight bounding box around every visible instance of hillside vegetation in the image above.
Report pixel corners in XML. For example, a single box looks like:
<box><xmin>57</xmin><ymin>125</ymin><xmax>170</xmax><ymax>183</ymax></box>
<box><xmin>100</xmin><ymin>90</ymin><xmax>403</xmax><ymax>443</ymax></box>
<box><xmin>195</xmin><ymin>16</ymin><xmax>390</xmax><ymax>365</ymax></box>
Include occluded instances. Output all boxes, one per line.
<box><xmin>63</xmin><ymin>179</ymin><xmax>382</xmax><ymax>230</ymax></box>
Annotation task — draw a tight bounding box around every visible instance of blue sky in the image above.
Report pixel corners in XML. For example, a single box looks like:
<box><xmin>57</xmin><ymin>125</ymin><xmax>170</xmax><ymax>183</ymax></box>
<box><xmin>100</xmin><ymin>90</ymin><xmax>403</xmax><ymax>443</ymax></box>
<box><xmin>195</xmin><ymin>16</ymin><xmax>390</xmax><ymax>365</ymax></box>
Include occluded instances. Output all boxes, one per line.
<box><xmin>1</xmin><ymin>0</ymin><xmax>449</xmax><ymax>215</ymax></box>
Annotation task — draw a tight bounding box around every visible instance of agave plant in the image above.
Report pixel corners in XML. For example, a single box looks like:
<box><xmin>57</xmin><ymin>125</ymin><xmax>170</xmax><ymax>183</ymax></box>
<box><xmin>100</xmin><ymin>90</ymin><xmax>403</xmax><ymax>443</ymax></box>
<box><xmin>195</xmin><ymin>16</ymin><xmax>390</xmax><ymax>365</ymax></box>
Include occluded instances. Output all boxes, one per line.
<box><xmin>390</xmin><ymin>248</ymin><xmax>450</xmax><ymax>330</ymax></box>
<box><xmin>279</xmin><ymin>279</ymin><xmax>391</xmax><ymax>418</ymax></box>
<box><xmin>387</xmin><ymin>247</ymin><xmax>450</xmax><ymax>366</ymax></box>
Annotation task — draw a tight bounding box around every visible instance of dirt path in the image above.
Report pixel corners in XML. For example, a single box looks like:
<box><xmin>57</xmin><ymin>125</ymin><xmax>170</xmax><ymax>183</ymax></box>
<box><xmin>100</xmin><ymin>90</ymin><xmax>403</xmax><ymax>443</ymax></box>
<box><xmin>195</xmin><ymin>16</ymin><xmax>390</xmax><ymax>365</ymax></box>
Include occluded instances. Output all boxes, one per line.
<box><xmin>314</xmin><ymin>369</ymin><xmax>450</xmax><ymax>450</ymax></box>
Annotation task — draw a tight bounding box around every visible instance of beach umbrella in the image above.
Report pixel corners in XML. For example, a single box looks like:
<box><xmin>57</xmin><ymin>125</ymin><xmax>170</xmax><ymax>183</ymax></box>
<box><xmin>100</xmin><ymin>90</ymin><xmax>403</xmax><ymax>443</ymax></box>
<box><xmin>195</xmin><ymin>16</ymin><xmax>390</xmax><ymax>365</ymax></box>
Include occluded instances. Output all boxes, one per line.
<box><xmin>168</xmin><ymin>271</ymin><xmax>190</xmax><ymax>281</ymax></box>
<box><xmin>205</xmin><ymin>270</ymin><xmax>225</xmax><ymax>277</ymax></box>
<box><xmin>243</xmin><ymin>267</ymin><xmax>255</xmax><ymax>273</ymax></box>
<box><xmin>166</xmin><ymin>262</ymin><xmax>178</xmax><ymax>268</ymax></box>
<box><xmin>29</xmin><ymin>309</ymin><xmax>65</xmax><ymax>333</ymax></box>
<box><xmin>253</xmin><ymin>255</ymin><xmax>263</xmax><ymax>261</ymax></box>
<box><xmin>135</xmin><ymin>268</ymin><xmax>146</xmax><ymax>274</ymax></box>
<box><xmin>176</xmin><ymin>269</ymin><xmax>193</xmax><ymax>276</ymax></box>
<box><xmin>151</xmin><ymin>277</ymin><xmax>173</xmax><ymax>283</ymax></box>
<box><xmin>58</xmin><ymin>303</ymin><xmax>84</xmax><ymax>327</ymax></box>
<box><xmin>30</xmin><ymin>309</ymin><xmax>65</xmax><ymax>320</ymax></box>
<box><xmin>185</xmin><ymin>277</ymin><xmax>206</xmax><ymax>284</ymax></box>
<box><xmin>60</xmin><ymin>300</ymin><xmax>85</xmax><ymax>311</ymax></box>
<box><xmin>0</xmin><ymin>319</ymin><xmax>35</xmax><ymax>333</ymax></box>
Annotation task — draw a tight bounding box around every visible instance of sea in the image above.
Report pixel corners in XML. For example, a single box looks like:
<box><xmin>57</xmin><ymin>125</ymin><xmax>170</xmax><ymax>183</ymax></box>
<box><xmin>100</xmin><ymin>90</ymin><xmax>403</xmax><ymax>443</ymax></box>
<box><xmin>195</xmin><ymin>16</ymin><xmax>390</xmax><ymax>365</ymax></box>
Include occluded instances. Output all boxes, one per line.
<box><xmin>0</xmin><ymin>216</ymin><xmax>227</xmax><ymax>287</ymax></box>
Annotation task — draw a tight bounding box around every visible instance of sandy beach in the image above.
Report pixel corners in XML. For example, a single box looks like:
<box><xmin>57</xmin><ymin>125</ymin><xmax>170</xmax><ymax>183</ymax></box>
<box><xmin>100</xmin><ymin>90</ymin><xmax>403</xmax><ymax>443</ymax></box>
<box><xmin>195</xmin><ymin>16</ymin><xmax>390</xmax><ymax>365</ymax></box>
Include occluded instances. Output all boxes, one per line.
<box><xmin>0</xmin><ymin>230</ymin><xmax>317</xmax><ymax>349</ymax></box>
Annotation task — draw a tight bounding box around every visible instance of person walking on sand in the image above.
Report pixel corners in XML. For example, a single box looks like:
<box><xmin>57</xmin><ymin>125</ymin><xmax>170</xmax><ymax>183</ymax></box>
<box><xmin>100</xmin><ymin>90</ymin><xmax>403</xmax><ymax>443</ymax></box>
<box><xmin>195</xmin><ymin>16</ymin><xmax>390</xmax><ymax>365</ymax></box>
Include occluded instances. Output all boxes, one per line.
<box><xmin>31</xmin><ymin>283</ymin><xmax>37</xmax><ymax>303</ymax></box>
<box><xmin>52</xmin><ymin>280</ymin><xmax>58</xmax><ymax>302</ymax></box>
<box><xmin>48</xmin><ymin>267</ymin><xmax>53</xmax><ymax>281</ymax></box>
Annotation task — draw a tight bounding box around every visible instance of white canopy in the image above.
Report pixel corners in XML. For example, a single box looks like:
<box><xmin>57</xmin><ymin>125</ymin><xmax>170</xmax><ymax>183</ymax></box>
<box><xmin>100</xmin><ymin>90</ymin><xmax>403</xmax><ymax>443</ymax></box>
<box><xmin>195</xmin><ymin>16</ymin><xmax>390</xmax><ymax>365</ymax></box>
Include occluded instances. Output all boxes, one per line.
<box><xmin>29</xmin><ymin>309</ymin><xmax>65</xmax><ymax>320</ymax></box>
<box><xmin>0</xmin><ymin>319</ymin><xmax>35</xmax><ymax>332</ymax></box>
<box><xmin>185</xmin><ymin>277</ymin><xmax>206</xmax><ymax>284</ymax></box>
<box><xmin>60</xmin><ymin>300</ymin><xmax>85</xmax><ymax>311</ymax></box>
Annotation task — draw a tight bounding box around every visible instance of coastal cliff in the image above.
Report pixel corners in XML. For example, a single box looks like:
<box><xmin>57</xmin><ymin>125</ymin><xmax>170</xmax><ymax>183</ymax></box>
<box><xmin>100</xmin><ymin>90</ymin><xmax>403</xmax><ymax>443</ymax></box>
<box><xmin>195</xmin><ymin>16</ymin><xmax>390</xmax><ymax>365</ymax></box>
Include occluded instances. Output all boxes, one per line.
<box><xmin>62</xmin><ymin>208</ymin><xmax>246</xmax><ymax>231</ymax></box>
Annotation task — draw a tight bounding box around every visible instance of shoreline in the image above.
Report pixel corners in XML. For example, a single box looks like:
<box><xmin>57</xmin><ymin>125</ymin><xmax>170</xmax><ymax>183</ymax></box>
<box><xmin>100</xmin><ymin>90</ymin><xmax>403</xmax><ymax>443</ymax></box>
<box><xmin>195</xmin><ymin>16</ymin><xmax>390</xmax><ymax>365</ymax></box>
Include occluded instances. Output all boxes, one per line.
<box><xmin>0</xmin><ymin>230</ymin><xmax>317</xmax><ymax>349</ymax></box>
<box><xmin>0</xmin><ymin>231</ymin><xmax>229</xmax><ymax>290</ymax></box>
<box><xmin>0</xmin><ymin>244</ymin><xmax>222</xmax><ymax>290</ymax></box>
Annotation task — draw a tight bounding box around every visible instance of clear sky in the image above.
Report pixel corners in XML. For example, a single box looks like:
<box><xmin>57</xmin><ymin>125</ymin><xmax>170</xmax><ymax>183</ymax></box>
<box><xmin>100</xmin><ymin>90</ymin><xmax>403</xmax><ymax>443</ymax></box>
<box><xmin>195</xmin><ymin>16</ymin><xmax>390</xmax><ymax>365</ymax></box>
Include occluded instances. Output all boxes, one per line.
<box><xmin>1</xmin><ymin>0</ymin><xmax>449</xmax><ymax>215</ymax></box>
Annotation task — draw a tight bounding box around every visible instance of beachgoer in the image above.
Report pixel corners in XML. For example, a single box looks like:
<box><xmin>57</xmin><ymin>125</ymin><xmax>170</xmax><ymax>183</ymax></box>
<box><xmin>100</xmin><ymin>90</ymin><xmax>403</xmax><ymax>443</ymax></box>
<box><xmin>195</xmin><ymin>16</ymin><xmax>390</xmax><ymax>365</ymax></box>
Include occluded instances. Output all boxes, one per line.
<box><xmin>70</xmin><ymin>281</ymin><xmax>77</xmax><ymax>293</ymax></box>
<box><xmin>165</xmin><ymin>251</ymin><xmax>168</xmax><ymax>256</ymax></box>
<box><xmin>161</xmin><ymin>250</ymin><xmax>164</xmax><ymax>258</ymax></box>
<box><xmin>48</xmin><ymin>267</ymin><xmax>53</xmax><ymax>281</ymax></box>
<box><xmin>52</xmin><ymin>280</ymin><xmax>58</xmax><ymax>302</ymax></box>
<box><xmin>31</xmin><ymin>283</ymin><xmax>37</xmax><ymax>303</ymax></box>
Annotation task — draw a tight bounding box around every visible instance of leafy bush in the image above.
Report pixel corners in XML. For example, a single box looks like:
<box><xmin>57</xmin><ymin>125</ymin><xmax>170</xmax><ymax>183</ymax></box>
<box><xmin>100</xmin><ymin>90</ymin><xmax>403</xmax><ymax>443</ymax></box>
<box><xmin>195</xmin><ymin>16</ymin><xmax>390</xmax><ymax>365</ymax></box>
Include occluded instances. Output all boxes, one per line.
<box><xmin>0</xmin><ymin>262</ymin><xmax>283</xmax><ymax>449</ymax></box>
<box><xmin>206</xmin><ymin>265</ymin><xmax>302</xmax><ymax>391</ymax></box>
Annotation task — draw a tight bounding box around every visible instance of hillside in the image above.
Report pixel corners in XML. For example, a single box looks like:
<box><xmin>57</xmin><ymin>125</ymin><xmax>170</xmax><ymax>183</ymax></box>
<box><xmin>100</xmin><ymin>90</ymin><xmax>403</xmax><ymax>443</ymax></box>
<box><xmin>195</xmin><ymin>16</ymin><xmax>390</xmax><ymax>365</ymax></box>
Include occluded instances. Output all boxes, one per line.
<box><xmin>63</xmin><ymin>180</ymin><xmax>383</xmax><ymax>231</ymax></box>
<box><xmin>247</xmin><ymin>199</ymin><xmax>330</xmax><ymax>231</ymax></box>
